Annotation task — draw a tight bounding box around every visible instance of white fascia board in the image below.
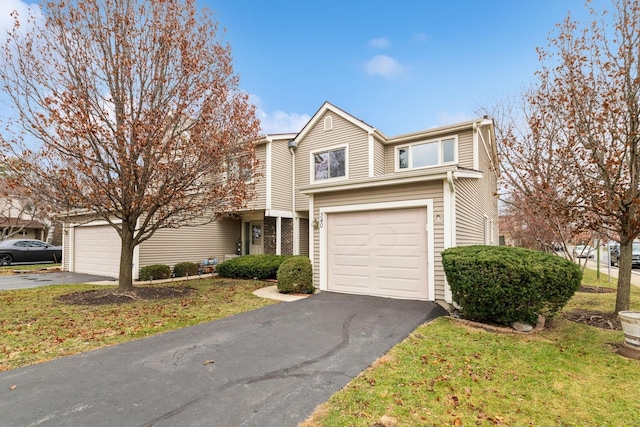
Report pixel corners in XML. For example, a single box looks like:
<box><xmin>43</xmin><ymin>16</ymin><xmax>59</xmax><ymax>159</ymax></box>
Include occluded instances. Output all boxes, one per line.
<box><xmin>266</xmin><ymin>141</ymin><xmax>272</xmax><ymax>210</ymax></box>
<box><xmin>299</xmin><ymin>171</ymin><xmax>451</xmax><ymax>195</ymax></box>
<box><xmin>454</xmin><ymin>170</ymin><xmax>483</xmax><ymax>179</ymax></box>
<box><xmin>385</xmin><ymin>120</ymin><xmax>478</xmax><ymax>145</ymax></box>
<box><xmin>265</xmin><ymin>209</ymin><xmax>294</xmax><ymax>219</ymax></box>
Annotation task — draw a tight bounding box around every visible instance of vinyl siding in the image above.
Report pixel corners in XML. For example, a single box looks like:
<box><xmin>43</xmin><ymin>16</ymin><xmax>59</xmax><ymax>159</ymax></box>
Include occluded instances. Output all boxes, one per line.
<box><xmin>270</xmin><ymin>139</ymin><xmax>293</xmax><ymax>211</ymax></box>
<box><xmin>457</xmin><ymin>129</ymin><xmax>474</xmax><ymax>169</ymax></box>
<box><xmin>246</xmin><ymin>144</ymin><xmax>267</xmax><ymax>210</ymax></box>
<box><xmin>62</xmin><ymin>224</ymin><xmax>70</xmax><ymax>271</ymax></box>
<box><xmin>455</xmin><ymin>179</ymin><xmax>486</xmax><ymax>245</ymax></box>
<box><xmin>295</xmin><ymin>112</ymin><xmax>370</xmax><ymax>211</ymax></box>
<box><xmin>138</xmin><ymin>218</ymin><xmax>241</xmax><ymax>269</ymax></box>
<box><xmin>374</xmin><ymin>136</ymin><xmax>385</xmax><ymax>176</ymax></box>
<box><xmin>455</xmin><ymin>128</ymin><xmax>499</xmax><ymax>245</ymax></box>
<box><xmin>299</xmin><ymin>218</ymin><xmax>309</xmax><ymax>256</ymax></box>
<box><xmin>312</xmin><ymin>181</ymin><xmax>446</xmax><ymax>301</ymax></box>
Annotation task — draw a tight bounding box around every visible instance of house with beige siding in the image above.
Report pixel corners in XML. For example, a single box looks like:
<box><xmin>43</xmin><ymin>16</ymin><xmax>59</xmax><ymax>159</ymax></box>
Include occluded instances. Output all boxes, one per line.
<box><xmin>62</xmin><ymin>102</ymin><xmax>498</xmax><ymax>306</ymax></box>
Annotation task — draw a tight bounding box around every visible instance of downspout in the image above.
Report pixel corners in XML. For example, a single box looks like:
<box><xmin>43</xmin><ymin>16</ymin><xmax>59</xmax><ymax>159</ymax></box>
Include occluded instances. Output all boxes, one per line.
<box><xmin>445</xmin><ymin>170</ymin><xmax>456</xmax><ymax>304</ymax></box>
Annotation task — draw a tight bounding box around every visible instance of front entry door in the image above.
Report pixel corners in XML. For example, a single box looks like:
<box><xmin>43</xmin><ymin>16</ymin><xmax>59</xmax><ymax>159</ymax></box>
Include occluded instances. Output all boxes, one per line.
<box><xmin>250</xmin><ymin>221</ymin><xmax>263</xmax><ymax>254</ymax></box>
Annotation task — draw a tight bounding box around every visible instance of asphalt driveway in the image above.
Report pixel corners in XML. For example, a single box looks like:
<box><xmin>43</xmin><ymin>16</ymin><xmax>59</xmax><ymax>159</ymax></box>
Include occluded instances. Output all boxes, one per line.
<box><xmin>0</xmin><ymin>292</ymin><xmax>447</xmax><ymax>426</ymax></box>
<box><xmin>0</xmin><ymin>271</ymin><xmax>116</xmax><ymax>290</ymax></box>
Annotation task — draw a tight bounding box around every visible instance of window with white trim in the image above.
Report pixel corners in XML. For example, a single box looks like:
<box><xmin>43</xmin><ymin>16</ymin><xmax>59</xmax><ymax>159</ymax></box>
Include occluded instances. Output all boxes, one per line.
<box><xmin>312</xmin><ymin>146</ymin><xmax>346</xmax><ymax>181</ymax></box>
<box><xmin>396</xmin><ymin>137</ymin><xmax>457</xmax><ymax>170</ymax></box>
<box><xmin>226</xmin><ymin>155</ymin><xmax>253</xmax><ymax>182</ymax></box>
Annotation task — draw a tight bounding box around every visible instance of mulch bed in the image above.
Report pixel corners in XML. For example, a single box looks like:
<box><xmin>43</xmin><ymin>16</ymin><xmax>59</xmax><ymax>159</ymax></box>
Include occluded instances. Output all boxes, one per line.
<box><xmin>58</xmin><ymin>286</ymin><xmax>196</xmax><ymax>305</ymax></box>
<box><xmin>578</xmin><ymin>285</ymin><xmax>616</xmax><ymax>294</ymax></box>
<box><xmin>565</xmin><ymin>285</ymin><xmax>621</xmax><ymax>330</ymax></box>
<box><xmin>563</xmin><ymin>309</ymin><xmax>621</xmax><ymax>330</ymax></box>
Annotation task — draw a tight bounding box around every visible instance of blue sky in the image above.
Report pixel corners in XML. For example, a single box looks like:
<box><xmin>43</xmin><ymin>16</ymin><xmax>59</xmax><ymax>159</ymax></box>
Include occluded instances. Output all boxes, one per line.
<box><xmin>1</xmin><ymin>0</ymin><xmax>597</xmax><ymax>136</ymax></box>
<box><xmin>200</xmin><ymin>0</ymin><xmax>597</xmax><ymax>135</ymax></box>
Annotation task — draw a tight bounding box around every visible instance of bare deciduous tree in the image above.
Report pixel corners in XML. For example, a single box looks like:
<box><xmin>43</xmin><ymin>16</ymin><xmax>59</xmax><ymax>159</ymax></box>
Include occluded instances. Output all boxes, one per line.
<box><xmin>0</xmin><ymin>0</ymin><xmax>260</xmax><ymax>290</ymax></box>
<box><xmin>494</xmin><ymin>0</ymin><xmax>640</xmax><ymax>312</ymax></box>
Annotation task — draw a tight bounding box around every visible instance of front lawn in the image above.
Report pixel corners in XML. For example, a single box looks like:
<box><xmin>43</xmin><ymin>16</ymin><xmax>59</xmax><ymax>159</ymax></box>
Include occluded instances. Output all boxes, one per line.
<box><xmin>0</xmin><ymin>263</ymin><xmax>61</xmax><ymax>274</ymax></box>
<box><xmin>0</xmin><ymin>278</ymin><xmax>275</xmax><ymax>371</ymax></box>
<box><xmin>2</xmin><ymin>269</ymin><xmax>640</xmax><ymax>425</ymax></box>
<box><xmin>302</xmin><ymin>269</ymin><xmax>640</xmax><ymax>426</ymax></box>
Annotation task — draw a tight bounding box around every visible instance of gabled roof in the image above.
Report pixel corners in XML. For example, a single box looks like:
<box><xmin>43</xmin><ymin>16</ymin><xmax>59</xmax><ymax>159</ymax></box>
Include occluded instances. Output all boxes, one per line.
<box><xmin>255</xmin><ymin>133</ymin><xmax>298</xmax><ymax>145</ymax></box>
<box><xmin>293</xmin><ymin>101</ymin><xmax>380</xmax><ymax>143</ymax></box>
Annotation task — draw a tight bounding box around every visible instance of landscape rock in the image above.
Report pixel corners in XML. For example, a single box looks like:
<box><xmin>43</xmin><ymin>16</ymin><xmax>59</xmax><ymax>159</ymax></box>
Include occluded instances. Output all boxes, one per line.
<box><xmin>512</xmin><ymin>321</ymin><xmax>534</xmax><ymax>332</ymax></box>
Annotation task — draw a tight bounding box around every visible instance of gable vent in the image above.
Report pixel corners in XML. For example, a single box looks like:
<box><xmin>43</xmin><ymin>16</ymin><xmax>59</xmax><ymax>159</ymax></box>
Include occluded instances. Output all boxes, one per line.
<box><xmin>324</xmin><ymin>115</ymin><xmax>333</xmax><ymax>131</ymax></box>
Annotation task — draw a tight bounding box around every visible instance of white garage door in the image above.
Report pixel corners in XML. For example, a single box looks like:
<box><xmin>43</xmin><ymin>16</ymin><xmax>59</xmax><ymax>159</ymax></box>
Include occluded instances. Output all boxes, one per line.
<box><xmin>327</xmin><ymin>207</ymin><xmax>428</xmax><ymax>300</ymax></box>
<box><xmin>74</xmin><ymin>225</ymin><xmax>121</xmax><ymax>278</ymax></box>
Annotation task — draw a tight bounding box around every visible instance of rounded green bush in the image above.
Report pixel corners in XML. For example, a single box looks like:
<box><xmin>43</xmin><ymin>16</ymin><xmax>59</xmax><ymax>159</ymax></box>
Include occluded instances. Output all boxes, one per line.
<box><xmin>173</xmin><ymin>262</ymin><xmax>198</xmax><ymax>277</ymax></box>
<box><xmin>139</xmin><ymin>264</ymin><xmax>171</xmax><ymax>281</ymax></box>
<box><xmin>276</xmin><ymin>256</ymin><xmax>314</xmax><ymax>294</ymax></box>
<box><xmin>215</xmin><ymin>254</ymin><xmax>290</xmax><ymax>280</ymax></box>
<box><xmin>441</xmin><ymin>245</ymin><xmax>582</xmax><ymax>326</ymax></box>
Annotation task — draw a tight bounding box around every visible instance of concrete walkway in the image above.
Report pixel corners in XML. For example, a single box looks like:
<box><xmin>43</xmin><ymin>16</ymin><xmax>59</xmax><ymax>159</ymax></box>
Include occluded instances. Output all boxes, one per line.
<box><xmin>0</xmin><ymin>292</ymin><xmax>447</xmax><ymax>427</ymax></box>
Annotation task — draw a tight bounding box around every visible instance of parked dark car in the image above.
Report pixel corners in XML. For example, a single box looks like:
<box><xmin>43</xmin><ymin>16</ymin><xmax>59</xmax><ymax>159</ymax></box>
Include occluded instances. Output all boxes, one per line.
<box><xmin>0</xmin><ymin>239</ymin><xmax>62</xmax><ymax>266</ymax></box>
<box><xmin>610</xmin><ymin>242</ymin><xmax>640</xmax><ymax>267</ymax></box>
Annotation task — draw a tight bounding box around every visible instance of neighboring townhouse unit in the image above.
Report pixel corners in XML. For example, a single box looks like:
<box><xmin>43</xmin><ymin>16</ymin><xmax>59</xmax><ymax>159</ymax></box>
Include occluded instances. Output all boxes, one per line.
<box><xmin>0</xmin><ymin>182</ymin><xmax>50</xmax><ymax>241</ymax></box>
<box><xmin>63</xmin><ymin>102</ymin><xmax>499</xmax><ymax>306</ymax></box>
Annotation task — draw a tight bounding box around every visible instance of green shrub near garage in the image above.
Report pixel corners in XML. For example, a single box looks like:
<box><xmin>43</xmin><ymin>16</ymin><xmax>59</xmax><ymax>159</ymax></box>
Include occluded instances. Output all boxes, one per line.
<box><xmin>216</xmin><ymin>254</ymin><xmax>291</xmax><ymax>280</ymax></box>
<box><xmin>276</xmin><ymin>256</ymin><xmax>314</xmax><ymax>294</ymax></box>
<box><xmin>441</xmin><ymin>245</ymin><xmax>582</xmax><ymax>326</ymax></box>
<box><xmin>173</xmin><ymin>262</ymin><xmax>198</xmax><ymax>277</ymax></box>
<box><xmin>139</xmin><ymin>264</ymin><xmax>172</xmax><ymax>281</ymax></box>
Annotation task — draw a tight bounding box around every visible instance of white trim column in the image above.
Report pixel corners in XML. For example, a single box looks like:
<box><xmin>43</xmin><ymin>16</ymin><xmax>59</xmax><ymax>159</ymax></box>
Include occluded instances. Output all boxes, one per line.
<box><xmin>276</xmin><ymin>216</ymin><xmax>282</xmax><ymax>255</ymax></box>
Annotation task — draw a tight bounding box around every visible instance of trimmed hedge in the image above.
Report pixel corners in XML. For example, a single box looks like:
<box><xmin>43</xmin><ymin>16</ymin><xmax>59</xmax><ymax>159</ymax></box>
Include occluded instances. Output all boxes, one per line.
<box><xmin>139</xmin><ymin>264</ymin><xmax>171</xmax><ymax>281</ymax></box>
<box><xmin>173</xmin><ymin>262</ymin><xmax>198</xmax><ymax>277</ymax></box>
<box><xmin>441</xmin><ymin>245</ymin><xmax>582</xmax><ymax>326</ymax></box>
<box><xmin>216</xmin><ymin>254</ymin><xmax>291</xmax><ymax>280</ymax></box>
<box><xmin>276</xmin><ymin>256</ymin><xmax>314</xmax><ymax>294</ymax></box>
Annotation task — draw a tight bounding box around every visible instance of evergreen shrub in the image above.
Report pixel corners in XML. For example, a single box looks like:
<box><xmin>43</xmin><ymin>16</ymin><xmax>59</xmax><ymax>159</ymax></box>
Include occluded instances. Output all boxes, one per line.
<box><xmin>441</xmin><ymin>245</ymin><xmax>582</xmax><ymax>325</ymax></box>
<box><xmin>216</xmin><ymin>254</ymin><xmax>290</xmax><ymax>280</ymax></box>
<box><xmin>276</xmin><ymin>256</ymin><xmax>314</xmax><ymax>294</ymax></box>
<box><xmin>139</xmin><ymin>264</ymin><xmax>171</xmax><ymax>281</ymax></box>
<box><xmin>173</xmin><ymin>262</ymin><xmax>198</xmax><ymax>277</ymax></box>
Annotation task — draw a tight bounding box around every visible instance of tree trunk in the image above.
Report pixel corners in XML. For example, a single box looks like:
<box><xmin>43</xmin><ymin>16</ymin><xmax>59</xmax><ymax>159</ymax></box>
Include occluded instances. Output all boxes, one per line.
<box><xmin>118</xmin><ymin>227</ymin><xmax>136</xmax><ymax>292</ymax></box>
<box><xmin>615</xmin><ymin>240</ymin><xmax>632</xmax><ymax>313</ymax></box>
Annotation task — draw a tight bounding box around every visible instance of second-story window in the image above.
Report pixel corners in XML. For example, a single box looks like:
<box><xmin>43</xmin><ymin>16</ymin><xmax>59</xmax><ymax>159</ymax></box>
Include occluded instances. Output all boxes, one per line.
<box><xmin>397</xmin><ymin>137</ymin><xmax>457</xmax><ymax>170</ymax></box>
<box><xmin>227</xmin><ymin>155</ymin><xmax>253</xmax><ymax>182</ymax></box>
<box><xmin>313</xmin><ymin>146</ymin><xmax>346</xmax><ymax>181</ymax></box>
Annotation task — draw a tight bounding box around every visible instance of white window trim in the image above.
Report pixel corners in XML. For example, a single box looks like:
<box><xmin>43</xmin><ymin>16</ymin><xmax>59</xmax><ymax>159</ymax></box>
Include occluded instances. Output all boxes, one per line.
<box><xmin>310</xmin><ymin>144</ymin><xmax>349</xmax><ymax>183</ymax></box>
<box><xmin>395</xmin><ymin>136</ymin><xmax>458</xmax><ymax>172</ymax></box>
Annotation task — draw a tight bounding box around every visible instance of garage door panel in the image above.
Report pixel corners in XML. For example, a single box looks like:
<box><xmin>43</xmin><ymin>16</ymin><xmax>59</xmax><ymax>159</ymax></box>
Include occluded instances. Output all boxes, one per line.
<box><xmin>332</xmin><ymin>273</ymin><xmax>370</xmax><ymax>289</ymax></box>
<box><xmin>333</xmin><ymin>254</ymin><xmax>369</xmax><ymax>267</ymax></box>
<box><xmin>333</xmin><ymin>234</ymin><xmax>369</xmax><ymax>246</ymax></box>
<box><xmin>378</xmin><ymin>255</ymin><xmax>420</xmax><ymax>269</ymax></box>
<box><xmin>74</xmin><ymin>225</ymin><xmax>120</xmax><ymax>278</ymax></box>
<box><xmin>327</xmin><ymin>207</ymin><xmax>428</xmax><ymax>300</ymax></box>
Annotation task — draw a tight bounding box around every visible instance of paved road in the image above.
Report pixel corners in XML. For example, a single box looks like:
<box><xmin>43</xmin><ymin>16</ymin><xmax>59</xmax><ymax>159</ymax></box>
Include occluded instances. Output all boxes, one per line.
<box><xmin>0</xmin><ymin>292</ymin><xmax>447</xmax><ymax>427</ymax></box>
<box><xmin>0</xmin><ymin>271</ymin><xmax>117</xmax><ymax>290</ymax></box>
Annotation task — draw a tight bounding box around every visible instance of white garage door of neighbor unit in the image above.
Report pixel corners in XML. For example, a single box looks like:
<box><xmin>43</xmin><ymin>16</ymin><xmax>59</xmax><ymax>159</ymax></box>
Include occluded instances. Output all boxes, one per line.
<box><xmin>327</xmin><ymin>207</ymin><xmax>428</xmax><ymax>300</ymax></box>
<box><xmin>74</xmin><ymin>225</ymin><xmax>121</xmax><ymax>278</ymax></box>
